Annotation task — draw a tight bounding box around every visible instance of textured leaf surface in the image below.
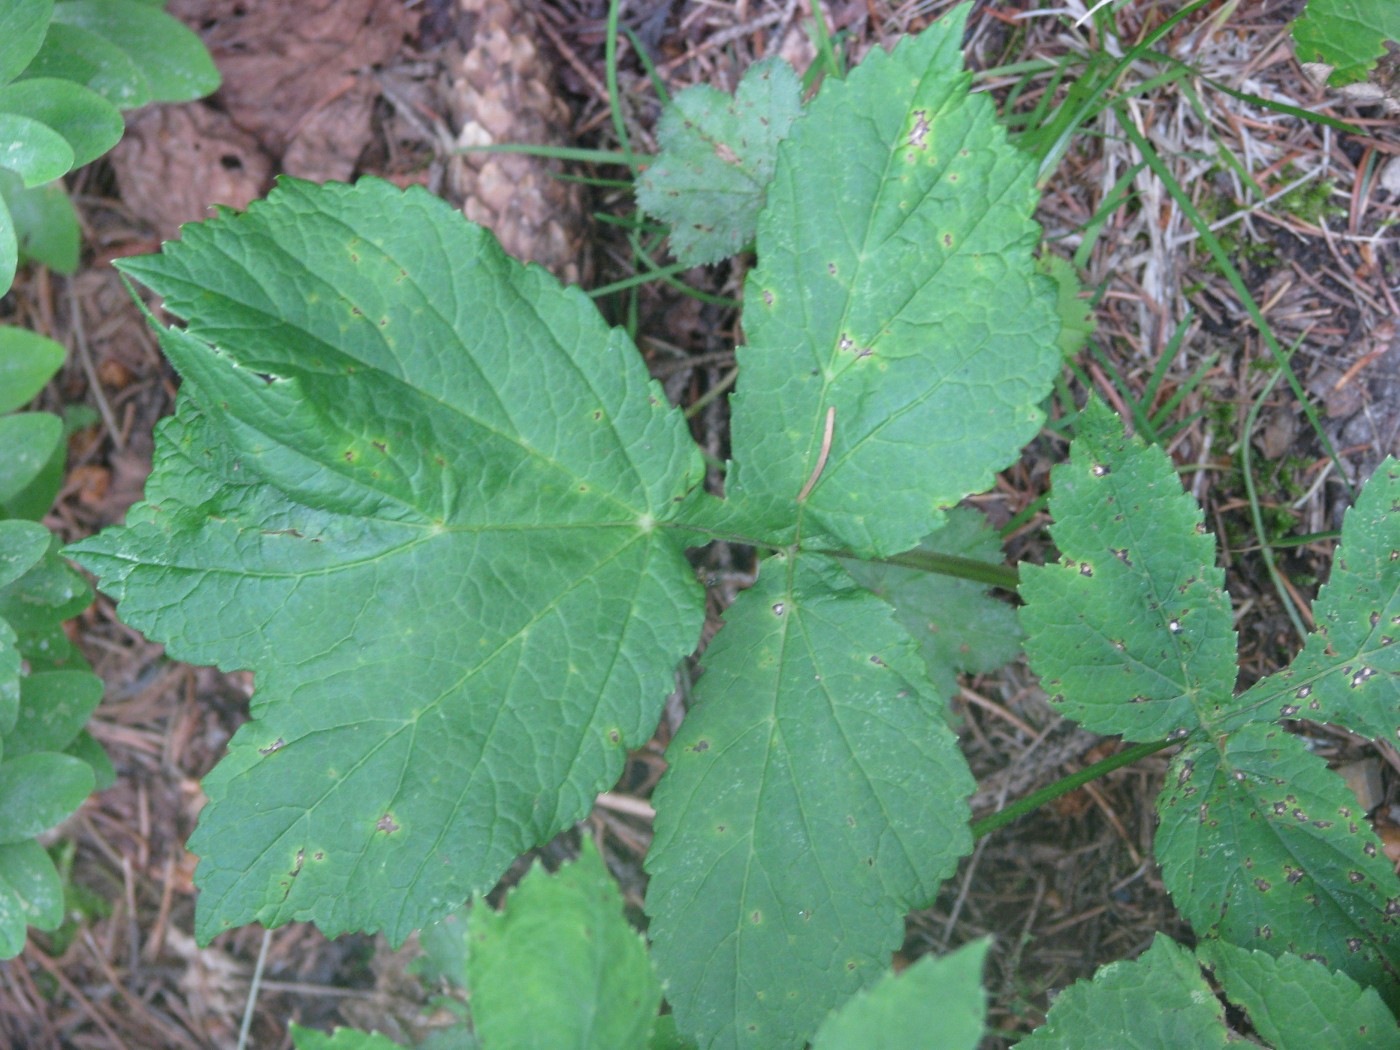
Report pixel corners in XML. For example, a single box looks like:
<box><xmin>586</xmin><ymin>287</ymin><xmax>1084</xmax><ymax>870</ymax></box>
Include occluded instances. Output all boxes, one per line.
<box><xmin>843</xmin><ymin>506</ymin><xmax>1021</xmax><ymax>704</ymax></box>
<box><xmin>1016</xmin><ymin>935</ymin><xmax>1229</xmax><ymax>1049</ymax></box>
<box><xmin>1156</xmin><ymin>723</ymin><xmax>1400</xmax><ymax>1006</ymax></box>
<box><xmin>811</xmin><ymin>941</ymin><xmax>987</xmax><ymax>1050</ymax></box>
<box><xmin>647</xmin><ymin>553</ymin><xmax>974</xmax><ymax>1050</ymax></box>
<box><xmin>1197</xmin><ymin>940</ymin><xmax>1400</xmax><ymax>1050</ymax></box>
<box><xmin>1231</xmin><ymin>459</ymin><xmax>1400</xmax><ymax>741</ymax></box>
<box><xmin>468</xmin><ymin>838</ymin><xmax>660</xmax><ymax>1050</ymax></box>
<box><xmin>1293</xmin><ymin>0</ymin><xmax>1400</xmax><ymax>85</ymax></box>
<box><xmin>725</xmin><ymin>10</ymin><xmax>1060</xmax><ymax>556</ymax></box>
<box><xmin>636</xmin><ymin>57</ymin><xmax>801</xmax><ymax>267</ymax></box>
<box><xmin>1020</xmin><ymin>401</ymin><xmax>1237</xmax><ymax>740</ymax></box>
<box><xmin>67</xmin><ymin>178</ymin><xmax>707</xmax><ymax>944</ymax></box>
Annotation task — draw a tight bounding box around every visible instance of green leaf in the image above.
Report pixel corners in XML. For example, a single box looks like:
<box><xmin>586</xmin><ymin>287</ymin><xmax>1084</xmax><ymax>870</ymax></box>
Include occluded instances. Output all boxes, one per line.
<box><xmin>1233</xmin><ymin>459</ymin><xmax>1400</xmax><ymax>742</ymax></box>
<box><xmin>0</xmin><ymin>840</ymin><xmax>64</xmax><ymax>959</ymax></box>
<box><xmin>0</xmin><ymin>413</ymin><xmax>63</xmax><ymax>506</ymax></box>
<box><xmin>1156</xmin><ymin>723</ymin><xmax>1400</xmax><ymax>1007</ymax></box>
<box><xmin>0</xmin><ymin>535</ymin><xmax>90</xmax><ymax>669</ymax></box>
<box><xmin>843</xmin><ymin>506</ymin><xmax>1022</xmax><ymax>705</ymax></box>
<box><xmin>1017</xmin><ymin>934</ymin><xmax>1229</xmax><ymax>1049</ymax></box>
<box><xmin>50</xmin><ymin>0</ymin><xmax>219</xmax><ymax>103</ymax></box>
<box><xmin>1019</xmin><ymin>400</ymin><xmax>1237</xmax><ymax>740</ymax></box>
<box><xmin>0</xmin><ymin>751</ymin><xmax>93</xmax><ymax>844</ymax></box>
<box><xmin>0</xmin><ymin>620</ymin><xmax>18</xmax><ymax>736</ymax></box>
<box><xmin>67</xmin><ymin>177</ymin><xmax>707</xmax><ymax>945</ymax></box>
<box><xmin>0</xmin><ymin>167</ymin><xmax>80</xmax><ymax>273</ymax></box>
<box><xmin>636</xmin><ymin>57</ymin><xmax>802</xmax><ymax>267</ymax></box>
<box><xmin>412</xmin><ymin>905</ymin><xmax>470</xmax><ymax>989</ymax></box>
<box><xmin>724</xmin><ymin>8</ymin><xmax>1060</xmax><ymax>556</ymax></box>
<box><xmin>0</xmin><ymin>77</ymin><xmax>122</xmax><ymax>169</ymax></box>
<box><xmin>811</xmin><ymin>940</ymin><xmax>988</xmax><ymax>1050</ymax></box>
<box><xmin>467</xmin><ymin>838</ymin><xmax>661</xmax><ymax>1050</ymax></box>
<box><xmin>0</xmin><ymin>112</ymin><xmax>72</xmax><ymax>186</ymax></box>
<box><xmin>1292</xmin><ymin>0</ymin><xmax>1400</xmax><ymax>86</ymax></box>
<box><xmin>7</xmin><ymin>669</ymin><xmax>103</xmax><ymax>757</ymax></box>
<box><xmin>64</xmin><ymin>729</ymin><xmax>113</xmax><ymax>791</ymax></box>
<box><xmin>647</xmin><ymin>553</ymin><xmax>974</xmax><ymax>1050</ymax></box>
<box><xmin>0</xmin><ymin>0</ymin><xmax>53</xmax><ymax>86</ymax></box>
<box><xmin>1197</xmin><ymin>940</ymin><xmax>1400</xmax><ymax>1050</ymax></box>
<box><xmin>0</xmin><ymin>325</ymin><xmax>66</xmax><ymax>413</ymax></box>
<box><xmin>1037</xmin><ymin>254</ymin><xmax>1095</xmax><ymax>358</ymax></box>
<box><xmin>0</xmin><ymin>190</ymin><xmax>18</xmax><ymax>295</ymax></box>
<box><xmin>0</xmin><ymin>519</ymin><xmax>50</xmax><ymax>589</ymax></box>
<box><xmin>18</xmin><ymin>22</ymin><xmax>151</xmax><ymax>109</ymax></box>
<box><xmin>289</xmin><ymin>1026</ymin><xmax>410</xmax><ymax>1050</ymax></box>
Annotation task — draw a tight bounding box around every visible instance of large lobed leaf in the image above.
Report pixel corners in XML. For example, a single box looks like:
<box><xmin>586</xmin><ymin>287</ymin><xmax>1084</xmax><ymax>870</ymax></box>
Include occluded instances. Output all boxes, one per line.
<box><xmin>723</xmin><ymin>7</ymin><xmax>1060</xmax><ymax>557</ymax></box>
<box><xmin>69</xmin><ymin>178</ymin><xmax>708</xmax><ymax>944</ymax></box>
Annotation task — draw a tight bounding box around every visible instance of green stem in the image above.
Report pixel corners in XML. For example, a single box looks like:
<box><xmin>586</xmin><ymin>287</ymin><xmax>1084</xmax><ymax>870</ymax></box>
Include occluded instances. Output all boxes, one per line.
<box><xmin>819</xmin><ymin>548</ymin><xmax>1019</xmax><ymax>590</ymax></box>
<box><xmin>971</xmin><ymin>738</ymin><xmax>1174</xmax><ymax>840</ymax></box>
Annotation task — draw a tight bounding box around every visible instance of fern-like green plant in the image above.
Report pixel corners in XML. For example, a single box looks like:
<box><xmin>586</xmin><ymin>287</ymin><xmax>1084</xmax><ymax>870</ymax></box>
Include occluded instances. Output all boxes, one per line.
<box><xmin>66</xmin><ymin>5</ymin><xmax>1400</xmax><ymax>1046</ymax></box>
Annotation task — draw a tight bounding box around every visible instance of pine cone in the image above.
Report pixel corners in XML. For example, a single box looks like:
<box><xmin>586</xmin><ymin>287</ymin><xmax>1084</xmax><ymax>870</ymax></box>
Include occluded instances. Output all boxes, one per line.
<box><xmin>447</xmin><ymin>0</ymin><xmax>587</xmax><ymax>284</ymax></box>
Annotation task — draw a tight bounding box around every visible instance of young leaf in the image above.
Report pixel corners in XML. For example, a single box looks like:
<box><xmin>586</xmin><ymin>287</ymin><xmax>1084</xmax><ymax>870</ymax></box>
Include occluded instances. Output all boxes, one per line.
<box><xmin>811</xmin><ymin>940</ymin><xmax>988</xmax><ymax>1050</ymax></box>
<box><xmin>1292</xmin><ymin>0</ymin><xmax>1400</xmax><ymax>87</ymax></box>
<box><xmin>842</xmin><ymin>506</ymin><xmax>1022</xmax><ymax>705</ymax></box>
<box><xmin>647</xmin><ymin>552</ymin><xmax>975</xmax><ymax>1050</ymax></box>
<box><xmin>1016</xmin><ymin>934</ymin><xmax>1230</xmax><ymax>1049</ymax></box>
<box><xmin>467</xmin><ymin>837</ymin><xmax>661</xmax><ymax>1050</ymax></box>
<box><xmin>1197</xmin><ymin>940</ymin><xmax>1400</xmax><ymax>1050</ymax></box>
<box><xmin>1156</xmin><ymin>722</ymin><xmax>1400</xmax><ymax>1006</ymax></box>
<box><xmin>724</xmin><ymin>6</ymin><xmax>1060</xmax><ymax>557</ymax></box>
<box><xmin>1020</xmin><ymin>400</ymin><xmax>1237</xmax><ymax>740</ymax></box>
<box><xmin>67</xmin><ymin>177</ymin><xmax>708</xmax><ymax>945</ymax></box>
<box><xmin>636</xmin><ymin>57</ymin><xmax>802</xmax><ymax>267</ymax></box>
<box><xmin>1231</xmin><ymin>459</ymin><xmax>1400</xmax><ymax>742</ymax></box>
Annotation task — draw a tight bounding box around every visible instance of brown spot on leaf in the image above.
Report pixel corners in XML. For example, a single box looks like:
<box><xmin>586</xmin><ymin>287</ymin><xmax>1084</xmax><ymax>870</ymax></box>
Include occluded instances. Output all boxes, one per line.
<box><xmin>377</xmin><ymin>814</ymin><xmax>400</xmax><ymax>834</ymax></box>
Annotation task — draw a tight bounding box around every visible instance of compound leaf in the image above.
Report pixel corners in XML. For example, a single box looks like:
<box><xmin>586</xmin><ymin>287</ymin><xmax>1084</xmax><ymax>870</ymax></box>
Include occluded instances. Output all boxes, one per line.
<box><xmin>811</xmin><ymin>940</ymin><xmax>988</xmax><ymax>1050</ymax></box>
<box><xmin>636</xmin><ymin>57</ymin><xmax>802</xmax><ymax>267</ymax></box>
<box><xmin>724</xmin><ymin>7</ymin><xmax>1060</xmax><ymax>556</ymax></box>
<box><xmin>467</xmin><ymin>837</ymin><xmax>661</xmax><ymax>1050</ymax></box>
<box><xmin>1020</xmin><ymin>401</ymin><xmax>1237</xmax><ymax>740</ymax></box>
<box><xmin>1197</xmin><ymin>940</ymin><xmax>1400</xmax><ymax>1050</ymax></box>
<box><xmin>1017</xmin><ymin>934</ymin><xmax>1229</xmax><ymax>1049</ymax></box>
<box><xmin>68</xmin><ymin>177</ymin><xmax>707</xmax><ymax>945</ymax></box>
<box><xmin>1156</xmin><ymin>722</ymin><xmax>1400</xmax><ymax>1007</ymax></box>
<box><xmin>647</xmin><ymin>552</ymin><xmax>974</xmax><ymax>1050</ymax></box>
<box><xmin>1292</xmin><ymin>0</ymin><xmax>1400</xmax><ymax>86</ymax></box>
<box><xmin>1232</xmin><ymin>459</ymin><xmax>1400</xmax><ymax>742</ymax></box>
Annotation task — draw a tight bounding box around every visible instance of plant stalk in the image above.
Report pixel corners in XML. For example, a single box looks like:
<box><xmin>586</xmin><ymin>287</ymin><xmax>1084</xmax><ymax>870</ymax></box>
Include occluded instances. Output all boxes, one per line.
<box><xmin>971</xmin><ymin>738</ymin><xmax>1174</xmax><ymax>840</ymax></box>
